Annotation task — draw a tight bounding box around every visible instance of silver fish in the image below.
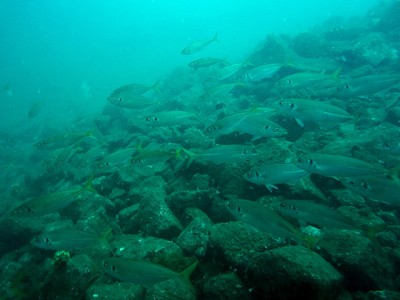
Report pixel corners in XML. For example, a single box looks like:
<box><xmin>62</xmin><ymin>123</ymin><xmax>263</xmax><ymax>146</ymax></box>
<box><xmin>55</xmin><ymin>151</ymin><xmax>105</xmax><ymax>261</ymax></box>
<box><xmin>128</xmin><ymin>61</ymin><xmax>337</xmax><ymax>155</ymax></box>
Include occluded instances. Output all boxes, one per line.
<box><xmin>242</xmin><ymin>63</ymin><xmax>283</xmax><ymax>82</ymax></box>
<box><xmin>225</xmin><ymin>199</ymin><xmax>303</xmax><ymax>243</ymax></box>
<box><xmin>209</xmin><ymin>63</ymin><xmax>243</xmax><ymax>81</ymax></box>
<box><xmin>295</xmin><ymin>154</ymin><xmax>386</xmax><ymax>178</ymax></box>
<box><xmin>274</xmin><ymin>98</ymin><xmax>353</xmax><ymax>127</ymax></box>
<box><xmin>277</xmin><ymin>70</ymin><xmax>341</xmax><ymax>90</ymax></box>
<box><xmin>276</xmin><ymin>200</ymin><xmax>355</xmax><ymax>229</ymax></box>
<box><xmin>186</xmin><ymin>144</ymin><xmax>258</xmax><ymax>165</ymax></box>
<box><xmin>340</xmin><ymin>176</ymin><xmax>400</xmax><ymax>205</ymax></box>
<box><xmin>31</xmin><ymin>229</ymin><xmax>106</xmax><ymax>251</ymax></box>
<box><xmin>188</xmin><ymin>57</ymin><xmax>226</xmax><ymax>69</ymax></box>
<box><xmin>206</xmin><ymin>111</ymin><xmax>286</xmax><ymax>140</ymax></box>
<box><xmin>8</xmin><ymin>184</ymin><xmax>94</xmax><ymax>218</ymax></box>
<box><xmin>338</xmin><ymin>74</ymin><xmax>400</xmax><ymax>97</ymax></box>
<box><xmin>107</xmin><ymin>93</ymin><xmax>157</xmax><ymax>109</ymax></box>
<box><xmin>181</xmin><ymin>34</ymin><xmax>218</xmax><ymax>55</ymax></box>
<box><xmin>144</xmin><ymin>111</ymin><xmax>197</xmax><ymax>127</ymax></box>
<box><xmin>34</xmin><ymin>132</ymin><xmax>94</xmax><ymax>150</ymax></box>
<box><xmin>103</xmin><ymin>258</ymin><xmax>198</xmax><ymax>288</ymax></box>
<box><xmin>244</xmin><ymin>163</ymin><xmax>310</xmax><ymax>192</ymax></box>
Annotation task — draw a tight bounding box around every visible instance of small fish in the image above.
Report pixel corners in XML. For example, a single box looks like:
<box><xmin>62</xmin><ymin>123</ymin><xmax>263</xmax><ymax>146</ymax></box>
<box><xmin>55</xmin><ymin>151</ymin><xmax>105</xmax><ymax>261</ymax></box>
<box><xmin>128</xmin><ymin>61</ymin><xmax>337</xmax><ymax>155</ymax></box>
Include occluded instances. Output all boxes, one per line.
<box><xmin>276</xmin><ymin>200</ymin><xmax>355</xmax><ymax>229</ymax></box>
<box><xmin>96</xmin><ymin>148</ymin><xmax>137</xmax><ymax>174</ymax></box>
<box><xmin>181</xmin><ymin>33</ymin><xmax>218</xmax><ymax>55</ymax></box>
<box><xmin>8</xmin><ymin>181</ymin><xmax>94</xmax><ymax>218</ymax></box>
<box><xmin>200</xmin><ymin>83</ymin><xmax>240</xmax><ymax>100</ymax></box>
<box><xmin>185</xmin><ymin>144</ymin><xmax>258</xmax><ymax>166</ymax></box>
<box><xmin>42</xmin><ymin>146</ymin><xmax>80</xmax><ymax>173</ymax></box>
<box><xmin>274</xmin><ymin>98</ymin><xmax>353</xmax><ymax>127</ymax></box>
<box><xmin>225</xmin><ymin>199</ymin><xmax>303</xmax><ymax>243</ymax></box>
<box><xmin>340</xmin><ymin>176</ymin><xmax>400</xmax><ymax>205</ymax></box>
<box><xmin>103</xmin><ymin>258</ymin><xmax>198</xmax><ymax>288</ymax></box>
<box><xmin>110</xmin><ymin>80</ymin><xmax>160</xmax><ymax>97</ymax></box>
<box><xmin>28</xmin><ymin>101</ymin><xmax>44</xmax><ymax>119</ymax></box>
<box><xmin>295</xmin><ymin>154</ymin><xmax>386</xmax><ymax>178</ymax></box>
<box><xmin>107</xmin><ymin>94</ymin><xmax>157</xmax><ymax>109</ymax></box>
<box><xmin>242</xmin><ymin>63</ymin><xmax>283</xmax><ymax>82</ymax></box>
<box><xmin>378</xmin><ymin>142</ymin><xmax>400</xmax><ymax>155</ymax></box>
<box><xmin>277</xmin><ymin>69</ymin><xmax>341</xmax><ymax>90</ymax></box>
<box><xmin>1</xmin><ymin>83</ymin><xmax>13</xmax><ymax>96</ymax></box>
<box><xmin>209</xmin><ymin>63</ymin><xmax>243</xmax><ymax>81</ymax></box>
<box><xmin>206</xmin><ymin>111</ymin><xmax>286</xmax><ymax>141</ymax></box>
<box><xmin>338</xmin><ymin>74</ymin><xmax>400</xmax><ymax>97</ymax></box>
<box><xmin>34</xmin><ymin>132</ymin><xmax>94</xmax><ymax>150</ymax></box>
<box><xmin>31</xmin><ymin>228</ymin><xmax>108</xmax><ymax>251</ymax></box>
<box><xmin>244</xmin><ymin>163</ymin><xmax>310</xmax><ymax>192</ymax></box>
<box><xmin>188</xmin><ymin>57</ymin><xmax>226</xmax><ymax>69</ymax></box>
<box><xmin>144</xmin><ymin>111</ymin><xmax>197</xmax><ymax>127</ymax></box>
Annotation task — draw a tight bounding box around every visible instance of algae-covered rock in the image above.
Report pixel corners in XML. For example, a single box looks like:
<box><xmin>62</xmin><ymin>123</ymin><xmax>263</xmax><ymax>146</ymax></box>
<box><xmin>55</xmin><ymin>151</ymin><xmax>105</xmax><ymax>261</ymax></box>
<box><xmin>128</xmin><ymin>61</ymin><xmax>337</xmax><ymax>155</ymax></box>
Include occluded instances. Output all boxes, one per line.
<box><xmin>208</xmin><ymin>221</ymin><xmax>277</xmax><ymax>268</ymax></box>
<box><xmin>109</xmin><ymin>234</ymin><xmax>189</xmax><ymax>271</ymax></box>
<box><xmin>203</xmin><ymin>272</ymin><xmax>251</xmax><ymax>300</ymax></box>
<box><xmin>176</xmin><ymin>208</ymin><xmax>213</xmax><ymax>258</ymax></box>
<box><xmin>316</xmin><ymin>231</ymin><xmax>395</xmax><ymax>291</ymax></box>
<box><xmin>126</xmin><ymin>186</ymin><xmax>182</xmax><ymax>239</ymax></box>
<box><xmin>249</xmin><ymin>245</ymin><xmax>343</xmax><ymax>299</ymax></box>
<box><xmin>166</xmin><ymin>189</ymin><xmax>215</xmax><ymax>216</ymax></box>
<box><xmin>41</xmin><ymin>254</ymin><xmax>97</xmax><ymax>299</ymax></box>
<box><xmin>86</xmin><ymin>282</ymin><xmax>145</xmax><ymax>300</ymax></box>
<box><xmin>145</xmin><ymin>277</ymin><xmax>196</xmax><ymax>300</ymax></box>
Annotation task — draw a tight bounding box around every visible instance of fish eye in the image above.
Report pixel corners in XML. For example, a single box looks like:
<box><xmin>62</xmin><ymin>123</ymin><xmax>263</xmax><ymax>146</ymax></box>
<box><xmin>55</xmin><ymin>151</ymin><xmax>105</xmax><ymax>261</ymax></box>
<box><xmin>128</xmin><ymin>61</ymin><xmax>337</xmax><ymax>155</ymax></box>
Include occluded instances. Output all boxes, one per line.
<box><xmin>289</xmin><ymin>103</ymin><xmax>295</xmax><ymax>109</ymax></box>
<box><xmin>348</xmin><ymin>180</ymin><xmax>355</xmax><ymax>185</ymax></box>
<box><xmin>45</xmin><ymin>237</ymin><xmax>50</xmax><ymax>243</ymax></box>
<box><xmin>297</xmin><ymin>158</ymin><xmax>304</xmax><ymax>163</ymax></box>
<box><xmin>251</xmin><ymin>148</ymin><xmax>257</xmax><ymax>154</ymax></box>
<box><xmin>265</xmin><ymin>125</ymin><xmax>270</xmax><ymax>130</ymax></box>
<box><xmin>145</xmin><ymin>116</ymin><xmax>151</xmax><ymax>122</ymax></box>
<box><xmin>280</xmin><ymin>203</ymin><xmax>286</xmax><ymax>208</ymax></box>
<box><xmin>362</xmin><ymin>182</ymin><xmax>369</xmax><ymax>190</ymax></box>
<box><xmin>154</xmin><ymin>117</ymin><xmax>158</xmax><ymax>122</ymax></box>
<box><xmin>103</xmin><ymin>262</ymin><xmax>108</xmax><ymax>267</ymax></box>
<box><xmin>274</xmin><ymin>127</ymin><xmax>280</xmax><ymax>132</ymax></box>
<box><xmin>278</xmin><ymin>101</ymin><xmax>284</xmax><ymax>107</ymax></box>
<box><xmin>255</xmin><ymin>171</ymin><xmax>260</xmax><ymax>178</ymax></box>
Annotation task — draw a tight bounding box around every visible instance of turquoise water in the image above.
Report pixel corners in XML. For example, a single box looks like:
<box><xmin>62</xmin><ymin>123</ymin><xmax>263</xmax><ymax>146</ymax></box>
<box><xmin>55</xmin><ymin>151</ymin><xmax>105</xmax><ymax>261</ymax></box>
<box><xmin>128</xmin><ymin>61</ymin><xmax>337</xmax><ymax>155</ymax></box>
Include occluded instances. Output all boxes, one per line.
<box><xmin>1</xmin><ymin>1</ymin><xmax>399</xmax><ymax>299</ymax></box>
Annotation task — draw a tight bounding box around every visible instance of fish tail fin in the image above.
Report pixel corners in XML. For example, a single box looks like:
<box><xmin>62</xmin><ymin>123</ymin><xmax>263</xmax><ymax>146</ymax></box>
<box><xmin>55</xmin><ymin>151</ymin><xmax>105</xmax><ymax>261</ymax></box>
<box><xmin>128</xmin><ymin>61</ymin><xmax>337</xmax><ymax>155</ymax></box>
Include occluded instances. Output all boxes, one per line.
<box><xmin>212</xmin><ymin>33</ymin><xmax>219</xmax><ymax>43</ymax></box>
<box><xmin>83</xmin><ymin>174</ymin><xmax>97</xmax><ymax>193</ymax></box>
<box><xmin>180</xmin><ymin>260</ymin><xmax>199</xmax><ymax>284</ymax></box>
<box><xmin>178</xmin><ymin>147</ymin><xmax>196</xmax><ymax>168</ymax></box>
<box><xmin>98</xmin><ymin>227</ymin><xmax>113</xmax><ymax>249</ymax></box>
<box><xmin>331</xmin><ymin>66</ymin><xmax>343</xmax><ymax>82</ymax></box>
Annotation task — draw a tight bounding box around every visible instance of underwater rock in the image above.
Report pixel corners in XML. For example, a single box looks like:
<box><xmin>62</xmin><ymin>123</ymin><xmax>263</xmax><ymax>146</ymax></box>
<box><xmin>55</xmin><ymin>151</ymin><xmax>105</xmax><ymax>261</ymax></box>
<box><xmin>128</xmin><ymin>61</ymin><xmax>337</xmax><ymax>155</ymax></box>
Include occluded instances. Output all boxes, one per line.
<box><xmin>109</xmin><ymin>234</ymin><xmax>187</xmax><ymax>271</ymax></box>
<box><xmin>144</xmin><ymin>277</ymin><xmax>196</xmax><ymax>300</ymax></box>
<box><xmin>316</xmin><ymin>231</ymin><xmax>395</xmax><ymax>291</ymax></box>
<box><xmin>208</xmin><ymin>221</ymin><xmax>277</xmax><ymax>268</ymax></box>
<box><xmin>351</xmin><ymin>33</ymin><xmax>397</xmax><ymax>67</ymax></box>
<box><xmin>176</xmin><ymin>208</ymin><xmax>213</xmax><ymax>258</ymax></box>
<box><xmin>166</xmin><ymin>188</ymin><xmax>215</xmax><ymax>216</ymax></box>
<box><xmin>41</xmin><ymin>254</ymin><xmax>97</xmax><ymax>299</ymax></box>
<box><xmin>126</xmin><ymin>186</ymin><xmax>182</xmax><ymax>239</ymax></box>
<box><xmin>181</xmin><ymin>127</ymin><xmax>213</xmax><ymax>149</ymax></box>
<box><xmin>86</xmin><ymin>282</ymin><xmax>144</xmax><ymax>300</ymax></box>
<box><xmin>248</xmin><ymin>245</ymin><xmax>343</xmax><ymax>300</ymax></box>
<box><xmin>248</xmin><ymin>34</ymin><xmax>288</xmax><ymax>65</ymax></box>
<box><xmin>203</xmin><ymin>272</ymin><xmax>251</xmax><ymax>300</ymax></box>
<box><xmin>292</xmin><ymin>32</ymin><xmax>329</xmax><ymax>58</ymax></box>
